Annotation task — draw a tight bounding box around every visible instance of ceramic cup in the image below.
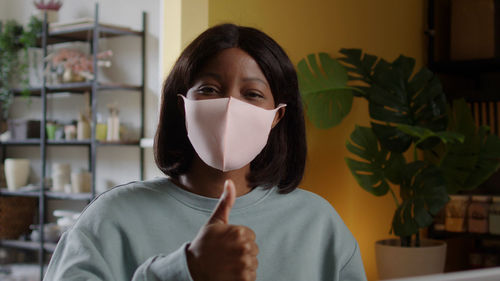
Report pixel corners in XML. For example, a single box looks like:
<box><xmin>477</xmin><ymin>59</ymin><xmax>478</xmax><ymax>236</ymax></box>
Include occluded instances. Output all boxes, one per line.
<box><xmin>51</xmin><ymin>163</ymin><xmax>71</xmax><ymax>192</ymax></box>
<box><xmin>71</xmin><ymin>171</ymin><xmax>91</xmax><ymax>193</ymax></box>
<box><xmin>4</xmin><ymin>158</ymin><xmax>30</xmax><ymax>191</ymax></box>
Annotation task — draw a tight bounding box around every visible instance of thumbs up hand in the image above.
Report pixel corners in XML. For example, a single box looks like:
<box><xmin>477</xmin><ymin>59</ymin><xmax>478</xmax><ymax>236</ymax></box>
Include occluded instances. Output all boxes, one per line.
<box><xmin>186</xmin><ymin>179</ymin><xmax>259</xmax><ymax>281</ymax></box>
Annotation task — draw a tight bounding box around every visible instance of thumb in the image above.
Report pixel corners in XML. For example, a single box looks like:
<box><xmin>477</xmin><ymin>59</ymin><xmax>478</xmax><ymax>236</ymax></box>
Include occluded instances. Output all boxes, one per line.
<box><xmin>207</xmin><ymin>179</ymin><xmax>236</xmax><ymax>225</ymax></box>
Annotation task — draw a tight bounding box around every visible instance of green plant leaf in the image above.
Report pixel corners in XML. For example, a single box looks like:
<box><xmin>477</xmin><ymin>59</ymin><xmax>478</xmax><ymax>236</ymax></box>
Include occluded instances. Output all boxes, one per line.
<box><xmin>392</xmin><ymin>162</ymin><xmax>449</xmax><ymax>237</ymax></box>
<box><xmin>339</xmin><ymin>49</ymin><xmax>448</xmax><ymax>153</ymax></box>
<box><xmin>297</xmin><ymin>53</ymin><xmax>356</xmax><ymax>129</ymax></box>
<box><xmin>345</xmin><ymin>125</ymin><xmax>405</xmax><ymax>196</ymax></box>
<box><xmin>397</xmin><ymin>124</ymin><xmax>464</xmax><ymax>147</ymax></box>
<box><xmin>433</xmin><ymin>99</ymin><xmax>500</xmax><ymax>193</ymax></box>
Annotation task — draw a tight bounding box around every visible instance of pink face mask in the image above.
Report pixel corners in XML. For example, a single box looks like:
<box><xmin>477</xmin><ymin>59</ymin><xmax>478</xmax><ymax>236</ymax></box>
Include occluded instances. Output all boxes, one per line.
<box><xmin>180</xmin><ymin>95</ymin><xmax>286</xmax><ymax>172</ymax></box>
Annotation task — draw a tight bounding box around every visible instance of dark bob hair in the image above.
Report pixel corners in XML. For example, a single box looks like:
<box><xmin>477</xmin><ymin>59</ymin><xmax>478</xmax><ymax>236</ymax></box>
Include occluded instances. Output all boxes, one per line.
<box><xmin>154</xmin><ymin>23</ymin><xmax>306</xmax><ymax>194</ymax></box>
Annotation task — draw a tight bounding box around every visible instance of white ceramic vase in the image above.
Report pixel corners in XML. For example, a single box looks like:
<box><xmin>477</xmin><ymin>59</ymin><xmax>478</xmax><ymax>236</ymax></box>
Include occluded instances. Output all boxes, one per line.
<box><xmin>376</xmin><ymin>238</ymin><xmax>447</xmax><ymax>280</ymax></box>
<box><xmin>4</xmin><ymin>158</ymin><xmax>31</xmax><ymax>191</ymax></box>
<box><xmin>71</xmin><ymin>171</ymin><xmax>91</xmax><ymax>193</ymax></box>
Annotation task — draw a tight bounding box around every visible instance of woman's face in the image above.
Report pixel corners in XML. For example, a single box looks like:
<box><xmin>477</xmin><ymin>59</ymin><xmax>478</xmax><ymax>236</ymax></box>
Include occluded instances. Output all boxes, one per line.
<box><xmin>186</xmin><ymin>48</ymin><xmax>277</xmax><ymax>110</ymax></box>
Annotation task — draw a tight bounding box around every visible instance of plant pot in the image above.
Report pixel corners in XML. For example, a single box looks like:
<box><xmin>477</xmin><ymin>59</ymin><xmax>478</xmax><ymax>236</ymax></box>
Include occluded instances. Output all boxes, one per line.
<box><xmin>375</xmin><ymin>238</ymin><xmax>447</xmax><ymax>280</ymax></box>
<box><xmin>4</xmin><ymin>159</ymin><xmax>31</xmax><ymax>191</ymax></box>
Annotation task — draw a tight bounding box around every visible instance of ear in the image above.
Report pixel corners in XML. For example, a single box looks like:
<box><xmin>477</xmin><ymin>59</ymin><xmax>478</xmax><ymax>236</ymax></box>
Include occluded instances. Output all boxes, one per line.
<box><xmin>271</xmin><ymin>106</ymin><xmax>286</xmax><ymax>129</ymax></box>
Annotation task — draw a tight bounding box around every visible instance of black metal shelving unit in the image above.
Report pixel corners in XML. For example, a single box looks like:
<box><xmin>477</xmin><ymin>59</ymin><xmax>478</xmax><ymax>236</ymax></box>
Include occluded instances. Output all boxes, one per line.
<box><xmin>425</xmin><ymin>0</ymin><xmax>500</xmax><ymax>272</ymax></box>
<box><xmin>0</xmin><ymin>4</ymin><xmax>146</xmax><ymax>280</ymax></box>
<box><xmin>426</xmin><ymin>0</ymin><xmax>500</xmax><ymax>135</ymax></box>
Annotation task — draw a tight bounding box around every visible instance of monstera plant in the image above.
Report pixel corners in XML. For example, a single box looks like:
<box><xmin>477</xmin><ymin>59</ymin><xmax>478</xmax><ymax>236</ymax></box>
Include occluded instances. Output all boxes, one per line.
<box><xmin>297</xmin><ymin>49</ymin><xmax>500</xmax><ymax>247</ymax></box>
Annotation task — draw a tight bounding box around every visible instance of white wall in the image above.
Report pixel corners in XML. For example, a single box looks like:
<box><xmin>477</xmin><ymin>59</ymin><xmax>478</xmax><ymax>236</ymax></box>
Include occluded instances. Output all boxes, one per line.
<box><xmin>2</xmin><ymin>0</ymin><xmax>163</xmax><ymax>213</ymax></box>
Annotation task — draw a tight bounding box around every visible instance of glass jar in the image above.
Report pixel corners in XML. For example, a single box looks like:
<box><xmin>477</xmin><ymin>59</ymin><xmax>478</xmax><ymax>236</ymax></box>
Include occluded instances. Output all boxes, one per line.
<box><xmin>446</xmin><ymin>195</ymin><xmax>470</xmax><ymax>232</ymax></box>
<box><xmin>468</xmin><ymin>195</ymin><xmax>491</xmax><ymax>233</ymax></box>
<box><xmin>489</xmin><ymin>196</ymin><xmax>500</xmax><ymax>235</ymax></box>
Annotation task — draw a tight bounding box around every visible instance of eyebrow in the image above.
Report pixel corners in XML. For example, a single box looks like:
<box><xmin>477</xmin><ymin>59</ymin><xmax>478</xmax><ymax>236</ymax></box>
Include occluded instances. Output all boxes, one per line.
<box><xmin>198</xmin><ymin>72</ymin><xmax>269</xmax><ymax>88</ymax></box>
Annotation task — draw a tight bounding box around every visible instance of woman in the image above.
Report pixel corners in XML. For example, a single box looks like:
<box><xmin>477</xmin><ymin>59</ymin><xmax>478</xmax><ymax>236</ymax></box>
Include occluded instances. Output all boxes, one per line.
<box><xmin>44</xmin><ymin>23</ymin><xmax>367</xmax><ymax>281</ymax></box>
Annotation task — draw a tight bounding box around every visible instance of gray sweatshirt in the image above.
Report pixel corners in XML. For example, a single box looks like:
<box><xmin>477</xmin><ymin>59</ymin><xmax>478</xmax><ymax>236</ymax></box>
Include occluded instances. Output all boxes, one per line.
<box><xmin>44</xmin><ymin>177</ymin><xmax>367</xmax><ymax>281</ymax></box>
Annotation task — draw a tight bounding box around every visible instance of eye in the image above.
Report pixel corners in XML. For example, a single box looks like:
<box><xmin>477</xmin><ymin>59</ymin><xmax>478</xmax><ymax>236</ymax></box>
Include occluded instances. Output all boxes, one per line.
<box><xmin>245</xmin><ymin>91</ymin><xmax>264</xmax><ymax>99</ymax></box>
<box><xmin>197</xmin><ymin>85</ymin><xmax>219</xmax><ymax>95</ymax></box>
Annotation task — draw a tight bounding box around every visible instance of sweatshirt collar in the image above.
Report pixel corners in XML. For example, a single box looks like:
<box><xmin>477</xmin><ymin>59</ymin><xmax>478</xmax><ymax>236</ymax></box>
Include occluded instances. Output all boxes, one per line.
<box><xmin>149</xmin><ymin>177</ymin><xmax>275</xmax><ymax>213</ymax></box>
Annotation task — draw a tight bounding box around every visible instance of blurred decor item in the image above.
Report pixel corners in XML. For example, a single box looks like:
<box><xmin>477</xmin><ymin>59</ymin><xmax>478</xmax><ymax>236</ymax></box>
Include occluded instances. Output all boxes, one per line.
<box><xmin>29</xmin><ymin>223</ymin><xmax>60</xmax><ymax>243</ymax></box>
<box><xmin>53</xmin><ymin>209</ymin><xmax>80</xmax><ymax>233</ymax></box>
<box><xmin>0</xmin><ymin>16</ymin><xmax>42</xmax><ymax>119</ymax></box>
<box><xmin>7</xmin><ymin>119</ymin><xmax>40</xmax><ymax>140</ymax></box>
<box><xmin>0</xmin><ymin>163</ymin><xmax>6</xmax><ymax>187</ymax></box>
<box><xmin>450</xmin><ymin>0</ymin><xmax>499</xmax><ymax>60</ymax></box>
<box><xmin>64</xmin><ymin>124</ymin><xmax>76</xmax><ymax>140</ymax></box>
<box><xmin>45</xmin><ymin>121</ymin><xmax>57</xmax><ymax>140</ymax></box>
<box><xmin>77</xmin><ymin>105</ymin><xmax>91</xmax><ymax>140</ymax></box>
<box><xmin>296</xmin><ymin>48</ymin><xmax>500</xmax><ymax>279</ymax></box>
<box><xmin>4</xmin><ymin>158</ymin><xmax>30</xmax><ymax>191</ymax></box>
<box><xmin>106</xmin><ymin>103</ymin><xmax>120</xmax><ymax>141</ymax></box>
<box><xmin>34</xmin><ymin>0</ymin><xmax>63</xmax><ymax>23</ymax></box>
<box><xmin>71</xmin><ymin>170</ymin><xmax>91</xmax><ymax>193</ymax></box>
<box><xmin>0</xmin><ymin>196</ymin><xmax>37</xmax><ymax>239</ymax></box>
<box><xmin>44</xmin><ymin>48</ymin><xmax>112</xmax><ymax>84</ymax></box>
<box><xmin>51</xmin><ymin>163</ymin><xmax>70</xmax><ymax>192</ymax></box>
<box><xmin>96</xmin><ymin>119</ymin><xmax>107</xmax><ymax>141</ymax></box>
<box><xmin>490</xmin><ymin>196</ymin><xmax>500</xmax><ymax>235</ymax></box>
<box><xmin>445</xmin><ymin>195</ymin><xmax>469</xmax><ymax>232</ymax></box>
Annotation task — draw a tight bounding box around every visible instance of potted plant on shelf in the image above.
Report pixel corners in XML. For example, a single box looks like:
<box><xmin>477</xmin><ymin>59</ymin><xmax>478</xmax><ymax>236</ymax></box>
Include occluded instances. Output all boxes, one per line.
<box><xmin>0</xmin><ymin>17</ymin><xmax>42</xmax><ymax>123</ymax></box>
<box><xmin>296</xmin><ymin>49</ymin><xmax>500</xmax><ymax>279</ymax></box>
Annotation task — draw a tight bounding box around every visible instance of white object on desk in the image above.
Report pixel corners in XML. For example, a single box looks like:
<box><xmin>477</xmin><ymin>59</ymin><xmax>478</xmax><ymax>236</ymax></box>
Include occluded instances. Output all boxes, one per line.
<box><xmin>384</xmin><ymin>266</ymin><xmax>500</xmax><ymax>281</ymax></box>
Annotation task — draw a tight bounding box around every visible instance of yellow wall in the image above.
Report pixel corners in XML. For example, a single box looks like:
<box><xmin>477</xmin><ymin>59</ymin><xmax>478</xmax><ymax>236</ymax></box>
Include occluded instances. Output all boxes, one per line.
<box><xmin>208</xmin><ymin>1</ymin><xmax>426</xmax><ymax>280</ymax></box>
<box><xmin>162</xmin><ymin>1</ymin><xmax>427</xmax><ymax>280</ymax></box>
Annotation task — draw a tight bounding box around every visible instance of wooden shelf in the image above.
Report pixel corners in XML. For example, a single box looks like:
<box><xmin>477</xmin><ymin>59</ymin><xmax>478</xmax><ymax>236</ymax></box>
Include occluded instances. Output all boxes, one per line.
<box><xmin>0</xmin><ymin>239</ymin><xmax>57</xmax><ymax>252</ymax></box>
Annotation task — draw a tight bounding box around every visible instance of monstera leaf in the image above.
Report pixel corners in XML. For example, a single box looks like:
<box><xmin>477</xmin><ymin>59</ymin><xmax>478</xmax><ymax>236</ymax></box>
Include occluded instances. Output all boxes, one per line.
<box><xmin>397</xmin><ymin>124</ymin><xmax>464</xmax><ymax>148</ymax></box>
<box><xmin>392</xmin><ymin>161</ymin><xmax>449</xmax><ymax>237</ymax></box>
<box><xmin>345</xmin><ymin>125</ymin><xmax>405</xmax><ymax>196</ymax></box>
<box><xmin>431</xmin><ymin>99</ymin><xmax>500</xmax><ymax>193</ymax></box>
<box><xmin>297</xmin><ymin>53</ymin><xmax>357</xmax><ymax>129</ymax></box>
<box><xmin>339</xmin><ymin>48</ymin><xmax>448</xmax><ymax>153</ymax></box>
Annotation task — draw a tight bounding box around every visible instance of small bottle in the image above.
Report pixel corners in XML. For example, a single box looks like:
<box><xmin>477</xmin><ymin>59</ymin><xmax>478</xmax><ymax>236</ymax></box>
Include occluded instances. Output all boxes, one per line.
<box><xmin>489</xmin><ymin>196</ymin><xmax>500</xmax><ymax>235</ymax></box>
<box><xmin>445</xmin><ymin>195</ymin><xmax>469</xmax><ymax>232</ymax></box>
<box><xmin>468</xmin><ymin>195</ymin><xmax>491</xmax><ymax>233</ymax></box>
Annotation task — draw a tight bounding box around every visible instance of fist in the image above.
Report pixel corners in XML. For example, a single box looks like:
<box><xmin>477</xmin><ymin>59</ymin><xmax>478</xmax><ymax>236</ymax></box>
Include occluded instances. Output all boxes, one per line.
<box><xmin>186</xmin><ymin>180</ymin><xmax>259</xmax><ymax>281</ymax></box>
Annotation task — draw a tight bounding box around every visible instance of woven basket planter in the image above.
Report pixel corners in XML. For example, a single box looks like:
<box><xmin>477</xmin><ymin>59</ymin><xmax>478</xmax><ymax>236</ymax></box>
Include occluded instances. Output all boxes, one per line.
<box><xmin>0</xmin><ymin>196</ymin><xmax>37</xmax><ymax>239</ymax></box>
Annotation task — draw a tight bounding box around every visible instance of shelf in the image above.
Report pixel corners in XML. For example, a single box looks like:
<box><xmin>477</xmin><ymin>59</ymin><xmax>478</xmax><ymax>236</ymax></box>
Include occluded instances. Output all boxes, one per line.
<box><xmin>48</xmin><ymin>24</ymin><xmax>142</xmax><ymax>41</ymax></box>
<box><xmin>0</xmin><ymin>188</ymin><xmax>40</xmax><ymax>197</ymax></box>
<box><xmin>0</xmin><ymin>139</ymin><xmax>41</xmax><ymax>145</ymax></box>
<box><xmin>47</xmin><ymin>140</ymin><xmax>91</xmax><ymax>146</ymax></box>
<box><xmin>45</xmin><ymin>191</ymin><xmax>93</xmax><ymax>201</ymax></box>
<box><xmin>13</xmin><ymin>82</ymin><xmax>142</xmax><ymax>96</ymax></box>
<box><xmin>429</xmin><ymin>230</ymin><xmax>500</xmax><ymax>240</ymax></box>
<box><xmin>1</xmin><ymin>140</ymin><xmax>141</xmax><ymax>146</ymax></box>
<box><xmin>0</xmin><ymin>188</ymin><xmax>92</xmax><ymax>200</ymax></box>
<box><xmin>97</xmin><ymin>140</ymin><xmax>140</xmax><ymax>146</ymax></box>
<box><xmin>0</xmin><ymin>239</ymin><xmax>57</xmax><ymax>252</ymax></box>
<box><xmin>430</xmin><ymin>58</ymin><xmax>500</xmax><ymax>75</ymax></box>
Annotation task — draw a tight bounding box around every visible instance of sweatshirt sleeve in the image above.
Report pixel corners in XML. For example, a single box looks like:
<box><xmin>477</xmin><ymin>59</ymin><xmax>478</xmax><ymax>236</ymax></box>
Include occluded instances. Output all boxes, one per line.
<box><xmin>43</xmin><ymin>228</ymin><xmax>195</xmax><ymax>281</ymax></box>
<box><xmin>339</xmin><ymin>241</ymin><xmax>367</xmax><ymax>281</ymax></box>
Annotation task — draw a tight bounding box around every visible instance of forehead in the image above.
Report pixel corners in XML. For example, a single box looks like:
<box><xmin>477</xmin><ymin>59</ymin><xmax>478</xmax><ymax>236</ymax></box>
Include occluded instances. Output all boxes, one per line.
<box><xmin>195</xmin><ymin>48</ymin><xmax>267</xmax><ymax>81</ymax></box>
